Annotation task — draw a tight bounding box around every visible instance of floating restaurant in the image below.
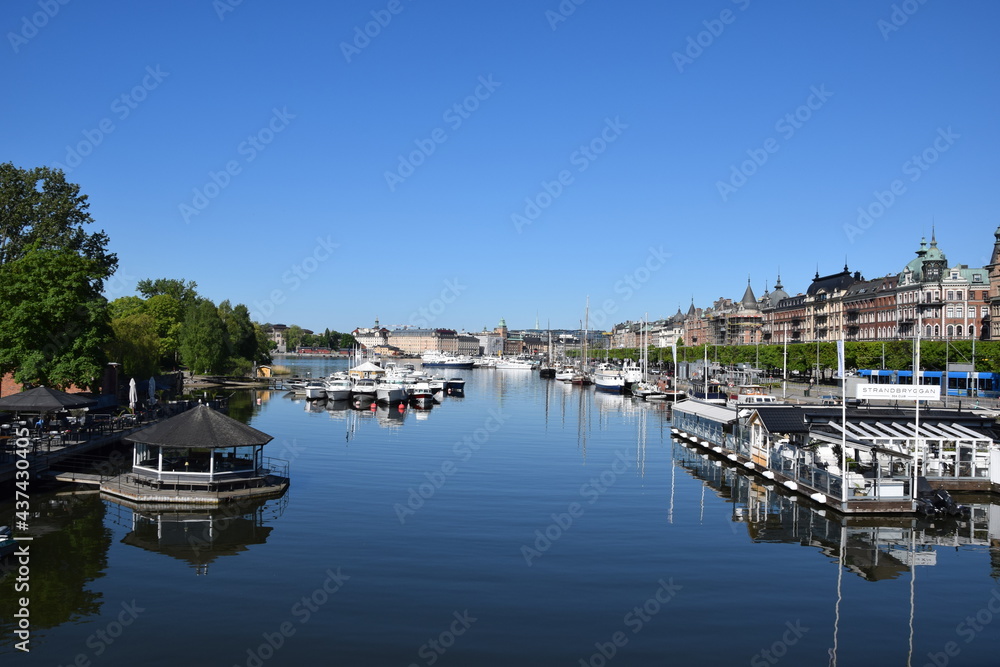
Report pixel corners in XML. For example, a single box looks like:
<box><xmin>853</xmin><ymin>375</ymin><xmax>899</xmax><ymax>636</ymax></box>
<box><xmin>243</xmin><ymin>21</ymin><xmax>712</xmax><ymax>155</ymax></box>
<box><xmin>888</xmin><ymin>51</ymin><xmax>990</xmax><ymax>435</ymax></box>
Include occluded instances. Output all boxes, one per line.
<box><xmin>670</xmin><ymin>399</ymin><xmax>1000</xmax><ymax>514</ymax></box>
<box><xmin>100</xmin><ymin>404</ymin><xmax>289</xmax><ymax>506</ymax></box>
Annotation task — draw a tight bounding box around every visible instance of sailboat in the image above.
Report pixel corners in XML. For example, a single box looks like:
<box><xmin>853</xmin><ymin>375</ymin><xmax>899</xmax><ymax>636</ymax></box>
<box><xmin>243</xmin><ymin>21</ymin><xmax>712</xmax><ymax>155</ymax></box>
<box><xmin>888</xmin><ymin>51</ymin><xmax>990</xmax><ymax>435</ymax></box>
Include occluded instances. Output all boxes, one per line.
<box><xmin>572</xmin><ymin>297</ymin><xmax>593</xmax><ymax>385</ymax></box>
<box><xmin>539</xmin><ymin>325</ymin><xmax>556</xmax><ymax>379</ymax></box>
<box><xmin>629</xmin><ymin>314</ymin><xmax>666</xmax><ymax>400</ymax></box>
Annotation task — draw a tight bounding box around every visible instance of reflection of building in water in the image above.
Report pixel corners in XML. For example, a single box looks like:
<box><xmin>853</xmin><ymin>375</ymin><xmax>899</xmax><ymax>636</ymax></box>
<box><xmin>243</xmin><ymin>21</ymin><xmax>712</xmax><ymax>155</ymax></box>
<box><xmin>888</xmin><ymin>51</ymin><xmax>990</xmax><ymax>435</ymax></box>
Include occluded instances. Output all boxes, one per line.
<box><xmin>673</xmin><ymin>441</ymin><xmax>1000</xmax><ymax>579</ymax></box>
<box><xmin>108</xmin><ymin>495</ymin><xmax>287</xmax><ymax>575</ymax></box>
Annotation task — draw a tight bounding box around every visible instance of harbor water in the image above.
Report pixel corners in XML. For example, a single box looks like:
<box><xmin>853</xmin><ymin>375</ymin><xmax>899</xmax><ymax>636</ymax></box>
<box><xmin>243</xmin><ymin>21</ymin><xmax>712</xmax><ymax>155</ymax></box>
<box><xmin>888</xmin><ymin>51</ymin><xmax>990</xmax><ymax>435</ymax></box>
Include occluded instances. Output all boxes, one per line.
<box><xmin>2</xmin><ymin>357</ymin><xmax>999</xmax><ymax>665</ymax></box>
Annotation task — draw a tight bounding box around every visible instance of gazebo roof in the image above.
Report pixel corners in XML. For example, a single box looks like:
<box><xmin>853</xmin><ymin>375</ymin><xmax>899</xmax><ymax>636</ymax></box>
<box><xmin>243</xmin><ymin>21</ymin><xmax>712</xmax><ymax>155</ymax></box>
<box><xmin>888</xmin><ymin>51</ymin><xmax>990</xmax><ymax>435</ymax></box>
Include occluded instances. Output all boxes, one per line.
<box><xmin>125</xmin><ymin>404</ymin><xmax>273</xmax><ymax>449</ymax></box>
<box><xmin>0</xmin><ymin>386</ymin><xmax>97</xmax><ymax>412</ymax></box>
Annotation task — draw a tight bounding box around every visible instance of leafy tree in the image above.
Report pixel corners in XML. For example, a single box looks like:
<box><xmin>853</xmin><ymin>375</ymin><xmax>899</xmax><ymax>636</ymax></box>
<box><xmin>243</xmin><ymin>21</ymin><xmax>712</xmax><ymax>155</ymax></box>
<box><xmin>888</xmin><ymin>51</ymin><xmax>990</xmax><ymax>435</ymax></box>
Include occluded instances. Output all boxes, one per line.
<box><xmin>0</xmin><ymin>247</ymin><xmax>111</xmax><ymax>389</ymax></box>
<box><xmin>179</xmin><ymin>299</ymin><xmax>227</xmax><ymax>374</ymax></box>
<box><xmin>107</xmin><ymin>312</ymin><xmax>160</xmax><ymax>378</ymax></box>
<box><xmin>285</xmin><ymin>325</ymin><xmax>304</xmax><ymax>351</ymax></box>
<box><xmin>0</xmin><ymin>163</ymin><xmax>117</xmax><ymax>283</ymax></box>
<box><xmin>136</xmin><ymin>278</ymin><xmax>198</xmax><ymax>306</ymax></box>
<box><xmin>145</xmin><ymin>294</ymin><xmax>185</xmax><ymax>366</ymax></box>
<box><xmin>340</xmin><ymin>332</ymin><xmax>356</xmax><ymax>348</ymax></box>
<box><xmin>108</xmin><ymin>295</ymin><xmax>145</xmax><ymax>320</ymax></box>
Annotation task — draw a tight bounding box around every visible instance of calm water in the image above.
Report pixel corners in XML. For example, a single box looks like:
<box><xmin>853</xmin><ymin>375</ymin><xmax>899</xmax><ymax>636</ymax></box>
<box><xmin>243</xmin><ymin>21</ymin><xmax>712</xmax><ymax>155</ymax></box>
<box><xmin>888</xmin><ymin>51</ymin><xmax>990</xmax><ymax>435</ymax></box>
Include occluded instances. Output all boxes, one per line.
<box><xmin>3</xmin><ymin>357</ymin><xmax>1000</xmax><ymax>666</ymax></box>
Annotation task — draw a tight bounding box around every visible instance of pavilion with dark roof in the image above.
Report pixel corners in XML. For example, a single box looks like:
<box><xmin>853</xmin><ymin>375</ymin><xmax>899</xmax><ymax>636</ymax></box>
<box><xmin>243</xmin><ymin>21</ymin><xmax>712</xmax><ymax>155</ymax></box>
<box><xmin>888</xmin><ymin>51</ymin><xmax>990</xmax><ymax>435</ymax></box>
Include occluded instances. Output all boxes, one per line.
<box><xmin>100</xmin><ymin>404</ymin><xmax>289</xmax><ymax>505</ymax></box>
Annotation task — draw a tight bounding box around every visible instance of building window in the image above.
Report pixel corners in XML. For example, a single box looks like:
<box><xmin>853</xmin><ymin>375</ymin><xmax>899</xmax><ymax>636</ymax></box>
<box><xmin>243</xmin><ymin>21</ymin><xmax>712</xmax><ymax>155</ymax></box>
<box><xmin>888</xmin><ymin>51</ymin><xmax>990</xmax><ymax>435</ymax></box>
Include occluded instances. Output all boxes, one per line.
<box><xmin>956</xmin><ymin>325</ymin><xmax>963</xmax><ymax>336</ymax></box>
<box><xmin>926</xmin><ymin>324</ymin><xmax>932</xmax><ymax>337</ymax></box>
<box><xmin>969</xmin><ymin>307</ymin><xmax>975</xmax><ymax>318</ymax></box>
<box><xmin>957</xmin><ymin>290</ymin><xmax>963</xmax><ymax>300</ymax></box>
<box><xmin>947</xmin><ymin>325</ymin><xmax>954</xmax><ymax>337</ymax></box>
<box><xmin>974</xmin><ymin>274</ymin><xmax>983</xmax><ymax>283</ymax></box>
<box><xmin>934</xmin><ymin>325</ymin><xmax>940</xmax><ymax>336</ymax></box>
<box><xmin>969</xmin><ymin>325</ymin><xmax>976</xmax><ymax>338</ymax></box>
<box><xmin>947</xmin><ymin>306</ymin><xmax>954</xmax><ymax>318</ymax></box>
<box><xmin>947</xmin><ymin>291</ymin><xmax>954</xmax><ymax>301</ymax></box>
<box><xmin>983</xmin><ymin>306</ymin><xmax>989</xmax><ymax>317</ymax></box>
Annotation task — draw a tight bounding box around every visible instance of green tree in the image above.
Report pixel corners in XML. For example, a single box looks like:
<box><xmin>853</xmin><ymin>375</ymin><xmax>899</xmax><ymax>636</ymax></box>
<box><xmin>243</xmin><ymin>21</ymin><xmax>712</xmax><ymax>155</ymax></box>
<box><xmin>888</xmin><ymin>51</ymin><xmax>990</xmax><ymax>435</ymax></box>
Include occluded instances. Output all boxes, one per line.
<box><xmin>340</xmin><ymin>332</ymin><xmax>356</xmax><ymax>349</ymax></box>
<box><xmin>107</xmin><ymin>312</ymin><xmax>160</xmax><ymax>378</ymax></box>
<box><xmin>0</xmin><ymin>163</ymin><xmax>117</xmax><ymax>282</ymax></box>
<box><xmin>0</xmin><ymin>247</ymin><xmax>111</xmax><ymax>389</ymax></box>
<box><xmin>179</xmin><ymin>299</ymin><xmax>227</xmax><ymax>374</ymax></box>
<box><xmin>108</xmin><ymin>295</ymin><xmax>146</xmax><ymax>320</ymax></box>
<box><xmin>136</xmin><ymin>278</ymin><xmax>198</xmax><ymax>306</ymax></box>
<box><xmin>145</xmin><ymin>294</ymin><xmax>185</xmax><ymax>366</ymax></box>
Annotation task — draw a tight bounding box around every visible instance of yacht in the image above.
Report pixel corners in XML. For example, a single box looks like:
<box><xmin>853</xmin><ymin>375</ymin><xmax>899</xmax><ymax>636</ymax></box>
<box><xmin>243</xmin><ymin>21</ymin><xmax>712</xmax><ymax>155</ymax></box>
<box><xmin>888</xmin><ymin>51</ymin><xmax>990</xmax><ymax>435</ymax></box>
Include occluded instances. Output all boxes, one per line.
<box><xmin>593</xmin><ymin>363</ymin><xmax>626</xmax><ymax>393</ymax></box>
<box><xmin>495</xmin><ymin>358</ymin><xmax>535</xmax><ymax>370</ymax></box>
<box><xmin>376</xmin><ymin>382</ymin><xmax>408</xmax><ymax>405</ymax></box>
<box><xmin>324</xmin><ymin>377</ymin><xmax>352</xmax><ymax>401</ymax></box>
<box><xmin>304</xmin><ymin>380</ymin><xmax>327</xmax><ymax>401</ymax></box>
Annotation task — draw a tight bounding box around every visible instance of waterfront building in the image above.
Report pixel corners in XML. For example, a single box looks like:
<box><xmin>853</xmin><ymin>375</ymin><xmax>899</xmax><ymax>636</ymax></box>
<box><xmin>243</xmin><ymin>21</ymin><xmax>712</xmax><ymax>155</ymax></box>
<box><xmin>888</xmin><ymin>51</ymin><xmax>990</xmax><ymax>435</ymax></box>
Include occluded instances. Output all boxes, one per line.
<box><xmin>986</xmin><ymin>226</ymin><xmax>1000</xmax><ymax>340</ymax></box>
<box><xmin>265</xmin><ymin>324</ymin><xmax>289</xmax><ymax>354</ymax></box>
<box><xmin>353</xmin><ymin>318</ymin><xmax>390</xmax><ymax>350</ymax></box>
<box><xmin>387</xmin><ymin>328</ymin><xmax>460</xmax><ymax>355</ymax></box>
<box><xmin>803</xmin><ymin>266</ymin><xmax>860</xmax><ymax>341</ymax></box>
<box><xmin>895</xmin><ymin>234</ymin><xmax>989</xmax><ymax>340</ymax></box>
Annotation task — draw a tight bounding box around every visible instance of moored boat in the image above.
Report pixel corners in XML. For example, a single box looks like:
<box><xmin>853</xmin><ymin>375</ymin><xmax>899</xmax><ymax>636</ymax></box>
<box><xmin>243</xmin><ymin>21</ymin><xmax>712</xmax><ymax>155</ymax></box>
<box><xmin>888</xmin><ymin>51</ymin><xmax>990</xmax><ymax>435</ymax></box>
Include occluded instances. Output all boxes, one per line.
<box><xmin>0</xmin><ymin>526</ymin><xmax>15</xmax><ymax>558</ymax></box>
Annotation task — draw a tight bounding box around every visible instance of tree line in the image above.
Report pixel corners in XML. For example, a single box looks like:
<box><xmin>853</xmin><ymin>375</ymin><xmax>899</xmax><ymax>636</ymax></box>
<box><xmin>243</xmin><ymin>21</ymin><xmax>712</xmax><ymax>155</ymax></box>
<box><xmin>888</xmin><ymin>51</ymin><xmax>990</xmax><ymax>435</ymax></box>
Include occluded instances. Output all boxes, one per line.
<box><xmin>0</xmin><ymin>163</ymin><xmax>275</xmax><ymax>389</ymax></box>
<box><xmin>570</xmin><ymin>340</ymin><xmax>1000</xmax><ymax>377</ymax></box>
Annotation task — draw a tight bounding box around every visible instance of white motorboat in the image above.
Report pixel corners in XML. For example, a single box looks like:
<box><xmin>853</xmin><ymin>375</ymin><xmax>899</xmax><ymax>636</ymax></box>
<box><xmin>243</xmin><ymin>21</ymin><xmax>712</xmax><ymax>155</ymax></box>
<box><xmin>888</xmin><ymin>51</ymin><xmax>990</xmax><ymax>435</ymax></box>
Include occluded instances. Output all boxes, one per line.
<box><xmin>304</xmin><ymin>380</ymin><xmax>327</xmax><ymax>400</ymax></box>
<box><xmin>324</xmin><ymin>377</ymin><xmax>352</xmax><ymax>401</ymax></box>
<box><xmin>407</xmin><ymin>382</ymin><xmax>434</xmax><ymax>407</ymax></box>
<box><xmin>593</xmin><ymin>363</ymin><xmax>626</xmax><ymax>393</ymax></box>
<box><xmin>495</xmin><ymin>358</ymin><xmax>535</xmax><ymax>370</ymax></box>
<box><xmin>725</xmin><ymin>384</ymin><xmax>783</xmax><ymax>408</ymax></box>
<box><xmin>376</xmin><ymin>382</ymin><xmax>408</xmax><ymax>405</ymax></box>
<box><xmin>445</xmin><ymin>378</ymin><xmax>466</xmax><ymax>395</ymax></box>
<box><xmin>352</xmin><ymin>378</ymin><xmax>378</xmax><ymax>398</ymax></box>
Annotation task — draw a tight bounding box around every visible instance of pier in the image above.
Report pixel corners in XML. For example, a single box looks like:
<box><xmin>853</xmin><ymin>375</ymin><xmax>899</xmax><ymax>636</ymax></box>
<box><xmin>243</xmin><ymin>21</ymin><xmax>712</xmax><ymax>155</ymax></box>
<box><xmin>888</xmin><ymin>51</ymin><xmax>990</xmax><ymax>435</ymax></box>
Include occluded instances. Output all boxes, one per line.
<box><xmin>670</xmin><ymin>399</ymin><xmax>1000</xmax><ymax>515</ymax></box>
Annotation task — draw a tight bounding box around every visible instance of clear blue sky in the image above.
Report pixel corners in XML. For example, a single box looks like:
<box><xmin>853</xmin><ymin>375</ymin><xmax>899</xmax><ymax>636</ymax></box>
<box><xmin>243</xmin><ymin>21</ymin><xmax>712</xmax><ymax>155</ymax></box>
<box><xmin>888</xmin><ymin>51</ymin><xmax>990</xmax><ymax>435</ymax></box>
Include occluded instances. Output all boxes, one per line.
<box><xmin>4</xmin><ymin>0</ymin><xmax>998</xmax><ymax>333</ymax></box>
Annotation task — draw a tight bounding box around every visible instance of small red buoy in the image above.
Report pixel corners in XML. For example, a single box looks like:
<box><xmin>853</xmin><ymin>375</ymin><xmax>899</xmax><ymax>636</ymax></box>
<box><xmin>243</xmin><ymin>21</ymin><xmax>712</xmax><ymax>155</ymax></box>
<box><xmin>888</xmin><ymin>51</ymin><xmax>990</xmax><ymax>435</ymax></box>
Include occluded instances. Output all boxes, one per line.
<box><xmin>398</xmin><ymin>403</ymin><xmax>405</xmax><ymax>412</ymax></box>
<box><xmin>370</xmin><ymin>403</ymin><xmax>376</xmax><ymax>411</ymax></box>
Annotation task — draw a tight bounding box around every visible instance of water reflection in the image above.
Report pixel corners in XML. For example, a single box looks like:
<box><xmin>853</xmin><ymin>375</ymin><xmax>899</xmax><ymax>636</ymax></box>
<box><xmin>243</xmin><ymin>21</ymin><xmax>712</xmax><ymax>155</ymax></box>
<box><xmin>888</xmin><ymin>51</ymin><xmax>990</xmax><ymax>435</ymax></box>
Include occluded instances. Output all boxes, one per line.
<box><xmin>105</xmin><ymin>495</ymin><xmax>287</xmax><ymax>576</ymax></box>
<box><xmin>0</xmin><ymin>492</ymin><xmax>110</xmax><ymax>635</ymax></box>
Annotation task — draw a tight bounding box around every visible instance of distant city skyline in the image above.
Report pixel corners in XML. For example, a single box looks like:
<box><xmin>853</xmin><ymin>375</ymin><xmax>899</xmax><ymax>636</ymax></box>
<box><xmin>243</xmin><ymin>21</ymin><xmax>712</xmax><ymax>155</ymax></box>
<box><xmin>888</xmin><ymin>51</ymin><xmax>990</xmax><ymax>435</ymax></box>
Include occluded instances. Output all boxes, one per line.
<box><xmin>5</xmin><ymin>1</ymin><xmax>997</xmax><ymax>333</ymax></box>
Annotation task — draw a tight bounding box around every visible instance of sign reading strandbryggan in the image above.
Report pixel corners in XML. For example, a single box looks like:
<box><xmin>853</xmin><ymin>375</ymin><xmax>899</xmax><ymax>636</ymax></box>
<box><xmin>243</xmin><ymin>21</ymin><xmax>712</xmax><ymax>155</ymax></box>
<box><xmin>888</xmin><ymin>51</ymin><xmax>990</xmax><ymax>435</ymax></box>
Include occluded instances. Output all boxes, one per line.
<box><xmin>857</xmin><ymin>384</ymin><xmax>941</xmax><ymax>401</ymax></box>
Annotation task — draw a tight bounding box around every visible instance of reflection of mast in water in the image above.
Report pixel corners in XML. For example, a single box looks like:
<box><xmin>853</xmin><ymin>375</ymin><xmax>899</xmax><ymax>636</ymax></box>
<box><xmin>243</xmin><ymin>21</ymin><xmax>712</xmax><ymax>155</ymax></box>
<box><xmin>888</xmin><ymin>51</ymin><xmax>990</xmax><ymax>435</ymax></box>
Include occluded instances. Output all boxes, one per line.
<box><xmin>577</xmin><ymin>382</ymin><xmax>588</xmax><ymax>460</ymax></box>
<box><xmin>636</xmin><ymin>402</ymin><xmax>646</xmax><ymax>479</ymax></box>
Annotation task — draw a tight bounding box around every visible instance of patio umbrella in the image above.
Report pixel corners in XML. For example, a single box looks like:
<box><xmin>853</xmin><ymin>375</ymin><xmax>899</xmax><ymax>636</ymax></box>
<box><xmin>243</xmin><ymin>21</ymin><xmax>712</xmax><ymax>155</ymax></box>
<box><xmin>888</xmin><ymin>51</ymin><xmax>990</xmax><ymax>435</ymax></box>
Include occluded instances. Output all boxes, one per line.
<box><xmin>0</xmin><ymin>386</ymin><xmax>97</xmax><ymax>413</ymax></box>
<box><xmin>129</xmin><ymin>378</ymin><xmax>137</xmax><ymax>412</ymax></box>
<box><xmin>148</xmin><ymin>377</ymin><xmax>157</xmax><ymax>406</ymax></box>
